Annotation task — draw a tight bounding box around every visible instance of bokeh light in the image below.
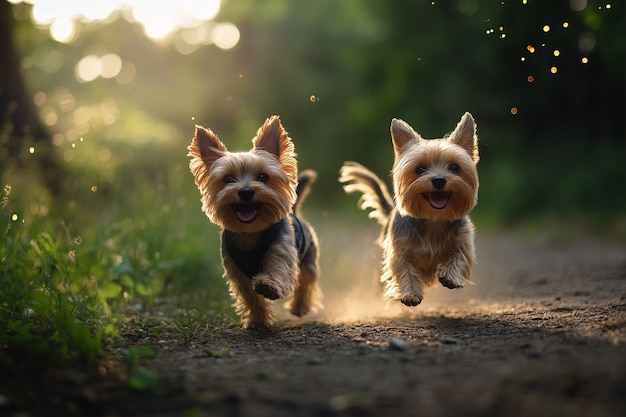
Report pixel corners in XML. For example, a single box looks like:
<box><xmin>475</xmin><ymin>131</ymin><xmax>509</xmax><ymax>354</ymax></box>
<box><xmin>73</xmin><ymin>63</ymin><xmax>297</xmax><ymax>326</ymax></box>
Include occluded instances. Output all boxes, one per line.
<box><xmin>570</xmin><ymin>0</ymin><xmax>587</xmax><ymax>12</ymax></box>
<box><xmin>75</xmin><ymin>54</ymin><xmax>123</xmax><ymax>83</ymax></box>
<box><xmin>211</xmin><ymin>22</ymin><xmax>240</xmax><ymax>50</ymax></box>
<box><xmin>75</xmin><ymin>55</ymin><xmax>102</xmax><ymax>83</ymax></box>
<box><xmin>49</xmin><ymin>17</ymin><xmax>76</xmax><ymax>43</ymax></box>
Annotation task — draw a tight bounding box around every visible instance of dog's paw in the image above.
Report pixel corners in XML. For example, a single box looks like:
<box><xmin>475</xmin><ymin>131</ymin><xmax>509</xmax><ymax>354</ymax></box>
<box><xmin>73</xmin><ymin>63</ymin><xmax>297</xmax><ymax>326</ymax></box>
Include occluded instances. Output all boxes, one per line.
<box><xmin>400</xmin><ymin>294</ymin><xmax>422</xmax><ymax>307</ymax></box>
<box><xmin>288</xmin><ymin>301</ymin><xmax>310</xmax><ymax>317</ymax></box>
<box><xmin>244</xmin><ymin>319</ymin><xmax>272</xmax><ymax>330</ymax></box>
<box><xmin>254</xmin><ymin>281</ymin><xmax>280</xmax><ymax>300</ymax></box>
<box><xmin>439</xmin><ymin>275</ymin><xmax>465</xmax><ymax>289</ymax></box>
<box><xmin>437</xmin><ymin>265</ymin><xmax>468</xmax><ymax>289</ymax></box>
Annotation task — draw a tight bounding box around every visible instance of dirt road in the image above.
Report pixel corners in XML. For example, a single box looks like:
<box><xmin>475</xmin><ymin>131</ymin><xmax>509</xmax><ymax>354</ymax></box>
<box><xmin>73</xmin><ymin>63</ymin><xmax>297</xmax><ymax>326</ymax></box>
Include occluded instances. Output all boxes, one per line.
<box><xmin>6</xmin><ymin>226</ymin><xmax>625</xmax><ymax>417</ymax></box>
<box><xmin>106</xmin><ymin>227</ymin><xmax>626</xmax><ymax>417</ymax></box>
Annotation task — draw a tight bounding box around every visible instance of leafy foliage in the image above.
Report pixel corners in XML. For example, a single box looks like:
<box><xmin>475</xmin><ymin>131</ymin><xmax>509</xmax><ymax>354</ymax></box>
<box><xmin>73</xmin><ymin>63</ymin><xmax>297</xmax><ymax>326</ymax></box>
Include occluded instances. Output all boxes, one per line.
<box><xmin>1</xmin><ymin>185</ymin><xmax>108</xmax><ymax>361</ymax></box>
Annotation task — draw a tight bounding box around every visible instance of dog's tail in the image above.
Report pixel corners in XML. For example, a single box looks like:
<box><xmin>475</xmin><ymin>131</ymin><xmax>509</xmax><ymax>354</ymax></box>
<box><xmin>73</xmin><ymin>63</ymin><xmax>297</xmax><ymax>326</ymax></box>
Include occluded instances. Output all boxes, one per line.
<box><xmin>293</xmin><ymin>169</ymin><xmax>317</xmax><ymax>215</ymax></box>
<box><xmin>339</xmin><ymin>161</ymin><xmax>394</xmax><ymax>226</ymax></box>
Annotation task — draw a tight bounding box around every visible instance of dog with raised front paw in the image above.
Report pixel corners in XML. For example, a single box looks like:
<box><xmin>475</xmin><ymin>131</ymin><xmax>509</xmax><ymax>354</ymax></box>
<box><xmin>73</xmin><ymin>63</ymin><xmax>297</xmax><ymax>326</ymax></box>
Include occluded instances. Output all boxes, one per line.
<box><xmin>339</xmin><ymin>112</ymin><xmax>479</xmax><ymax>306</ymax></box>
<box><xmin>188</xmin><ymin>115</ymin><xmax>322</xmax><ymax>328</ymax></box>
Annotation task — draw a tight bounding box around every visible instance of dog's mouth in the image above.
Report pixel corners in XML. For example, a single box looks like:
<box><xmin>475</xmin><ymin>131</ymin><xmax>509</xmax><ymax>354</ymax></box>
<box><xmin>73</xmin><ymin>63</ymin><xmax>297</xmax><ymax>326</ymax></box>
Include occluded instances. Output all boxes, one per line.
<box><xmin>234</xmin><ymin>203</ymin><xmax>261</xmax><ymax>223</ymax></box>
<box><xmin>423</xmin><ymin>192</ymin><xmax>450</xmax><ymax>209</ymax></box>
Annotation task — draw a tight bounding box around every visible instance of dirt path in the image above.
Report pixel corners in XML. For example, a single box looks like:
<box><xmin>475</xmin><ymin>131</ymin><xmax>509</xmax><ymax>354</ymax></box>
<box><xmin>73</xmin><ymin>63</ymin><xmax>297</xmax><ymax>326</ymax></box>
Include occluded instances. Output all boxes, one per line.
<box><xmin>106</xmin><ymin>228</ymin><xmax>626</xmax><ymax>417</ymax></box>
<box><xmin>5</xmin><ymin>229</ymin><xmax>625</xmax><ymax>417</ymax></box>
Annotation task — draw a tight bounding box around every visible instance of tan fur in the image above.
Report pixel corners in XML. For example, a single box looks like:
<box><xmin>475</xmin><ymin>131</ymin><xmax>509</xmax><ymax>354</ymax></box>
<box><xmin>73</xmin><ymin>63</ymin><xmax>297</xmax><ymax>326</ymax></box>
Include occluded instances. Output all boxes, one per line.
<box><xmin>339</xmin><ymin>112</ymin><xmax>479</xmax><ymax>306</ymax></box>
<box><xmin>188</xmin><ymin>116</ymin><xmax>322</xmax><ymax>328</ymax></box>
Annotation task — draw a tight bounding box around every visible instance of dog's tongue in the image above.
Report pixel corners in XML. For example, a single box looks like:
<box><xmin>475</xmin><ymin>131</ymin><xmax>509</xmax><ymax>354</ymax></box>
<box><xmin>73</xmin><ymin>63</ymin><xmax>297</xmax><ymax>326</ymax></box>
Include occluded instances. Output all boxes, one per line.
<box><xmin>236</xmin><ymin>205</ymin><xmax>258</xmax><ymax>223</ymax></box>
<box><xmin>429</xmin><ymin>192</ymin><xmax>449</xmax><ymax>209</ymax></box>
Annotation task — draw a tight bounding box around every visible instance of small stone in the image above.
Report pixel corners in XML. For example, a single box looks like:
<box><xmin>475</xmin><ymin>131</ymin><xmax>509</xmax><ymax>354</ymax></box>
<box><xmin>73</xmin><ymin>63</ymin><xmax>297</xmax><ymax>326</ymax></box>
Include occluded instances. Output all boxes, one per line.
<box><xmin>441</xmin><ymin>337</ymin><xmax>458</xmax><ymax>345</ymax></box>
<box><xmin>389</xmin><ymin>337</ymin><xmax>409</xmax><ymax>351</ymax></box>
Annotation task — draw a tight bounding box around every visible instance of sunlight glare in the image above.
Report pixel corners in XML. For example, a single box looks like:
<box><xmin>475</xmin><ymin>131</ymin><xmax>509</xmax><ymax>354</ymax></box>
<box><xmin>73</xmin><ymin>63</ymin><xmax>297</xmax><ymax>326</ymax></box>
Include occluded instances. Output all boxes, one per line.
<box><xmin>129</xmin><ymin>0</ymin><xmax>221</xmax><ymax>41</ymax></box>
<box><xmin>22</xmin><ymin>0</ymin><xmax>224</xmax><ymax>46</ymax></box>
<box><xmin>30</xmin><ymin>0</ymin><xmax>122</xmax><ymax>24</ymax></box>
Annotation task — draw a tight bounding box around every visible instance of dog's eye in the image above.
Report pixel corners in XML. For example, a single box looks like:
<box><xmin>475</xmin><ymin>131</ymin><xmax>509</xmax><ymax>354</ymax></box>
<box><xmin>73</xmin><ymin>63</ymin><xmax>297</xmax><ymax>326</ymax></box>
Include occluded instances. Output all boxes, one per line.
<box><xmin>257</xmin><ymin>173</ymin><xmax>269</xmax><ymax>183</ymax></box>
<box><xmin>449</xmin><ymin>164</ymin><xmax>460</xmax><ymax>174</ymax></box>
<box><xmin>223</xmin><ymin>175</ymin><xmax>237</xmax><ymax>184</ymax></box>
<box><xmin>416</xmin><ymin>166</ymin><xmax>427</xmax><ymax>176</ymax></box>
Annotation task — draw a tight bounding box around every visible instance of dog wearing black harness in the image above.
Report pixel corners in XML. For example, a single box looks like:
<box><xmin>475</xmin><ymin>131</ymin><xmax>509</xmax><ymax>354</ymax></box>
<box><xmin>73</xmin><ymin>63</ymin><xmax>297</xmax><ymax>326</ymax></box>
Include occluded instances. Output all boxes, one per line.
<box><xmin>188</xmin><ymin>116</ymin><xmax>322</xmax><ymax>328</ymax></box>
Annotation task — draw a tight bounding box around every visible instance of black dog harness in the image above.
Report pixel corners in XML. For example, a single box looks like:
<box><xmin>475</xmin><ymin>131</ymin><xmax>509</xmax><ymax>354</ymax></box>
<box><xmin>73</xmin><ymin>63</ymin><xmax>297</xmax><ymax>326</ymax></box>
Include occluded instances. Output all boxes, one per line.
<box><xmin>221</xmin><ymin>214</ymin><xmax>308</xmax><ymax>278</ymax></box>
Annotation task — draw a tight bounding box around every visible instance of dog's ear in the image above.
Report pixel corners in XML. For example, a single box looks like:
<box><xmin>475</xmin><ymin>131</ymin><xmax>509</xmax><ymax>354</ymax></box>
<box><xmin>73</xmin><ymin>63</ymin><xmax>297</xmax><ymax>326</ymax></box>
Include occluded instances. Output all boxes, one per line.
<box><xmin>188</xmin><ymin>125</ymin><xmax>227</xmax><ymax>176</ymax></box>
<box><xmin>448</xmin><ymin>112</ymin><xmax>479</xmax><ymax>164</ymax></box>
<box><xmin>253</xmin><ymin>115</ymin><xmax>298</xmax><ymax>177</ymax></box>
<box><xmin>191</xmin><ymin>125</ymin><xmax>227</xmax><ymax>163</ymax></box>
<box><xmin>391</xmin><ymin>118</ymin><xmax>421</xmax><ymax>156</ymax></box>
<box><xmin>253</xmin><ymin>115</ymin><xmax>289</xmax><ymax>157</ymax></box>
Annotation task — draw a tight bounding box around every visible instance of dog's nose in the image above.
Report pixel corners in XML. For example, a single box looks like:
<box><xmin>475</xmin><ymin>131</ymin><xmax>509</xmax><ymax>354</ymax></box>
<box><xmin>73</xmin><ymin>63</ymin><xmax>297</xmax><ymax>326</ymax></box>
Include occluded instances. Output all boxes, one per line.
<box><xmin>238</xmin><ymin>187</ymin><xmax>255</xmax><ymax>201</ymax></box>
<box><xmin>431</xmin><ymin>176</ymin><xmax>447</xmax><ymax>190</ymax></box>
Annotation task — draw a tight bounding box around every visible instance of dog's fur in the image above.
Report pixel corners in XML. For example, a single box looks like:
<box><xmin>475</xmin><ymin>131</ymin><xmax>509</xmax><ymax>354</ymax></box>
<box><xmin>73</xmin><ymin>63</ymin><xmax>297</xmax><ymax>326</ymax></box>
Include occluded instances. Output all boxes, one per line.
<box><xmin>339</xmin><ymin>112</ymin><xmax>479</xmax><ymax>306</ymax></box>
<box><xmin>188</xmin><ymin>116</ymin><xmax>322</xmax><ymax>328</ymax></box>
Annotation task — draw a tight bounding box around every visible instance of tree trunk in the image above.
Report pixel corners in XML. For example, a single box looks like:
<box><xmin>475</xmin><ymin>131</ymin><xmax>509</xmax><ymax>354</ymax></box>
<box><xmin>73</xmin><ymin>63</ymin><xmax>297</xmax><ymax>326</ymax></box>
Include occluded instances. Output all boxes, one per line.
<box><xmin>0</xmin><ymin>1</ymin><xmax>64</xmax><ymax>195</ymax></box>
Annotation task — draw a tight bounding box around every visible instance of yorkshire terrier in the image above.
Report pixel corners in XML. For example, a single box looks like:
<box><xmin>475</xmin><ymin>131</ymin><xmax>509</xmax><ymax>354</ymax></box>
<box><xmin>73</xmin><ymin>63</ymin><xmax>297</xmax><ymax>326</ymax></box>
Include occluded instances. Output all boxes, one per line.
<box><xmin>188</xmin><ymin>115</ymin><xmax>322</xmax><ymax>328</ymax></box>
<box><xmin>339</xmin><ymin>112</ymin><xmax>479</xmax><ymax>306</ymax></box>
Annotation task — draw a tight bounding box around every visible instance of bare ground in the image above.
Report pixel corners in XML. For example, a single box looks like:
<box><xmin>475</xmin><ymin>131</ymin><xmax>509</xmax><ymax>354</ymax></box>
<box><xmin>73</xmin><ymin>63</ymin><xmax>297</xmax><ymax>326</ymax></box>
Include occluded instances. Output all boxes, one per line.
<box><xmin>3</xmin><ymin>226</ymin><xmax>626</xmax><ymax>417</ymax></box>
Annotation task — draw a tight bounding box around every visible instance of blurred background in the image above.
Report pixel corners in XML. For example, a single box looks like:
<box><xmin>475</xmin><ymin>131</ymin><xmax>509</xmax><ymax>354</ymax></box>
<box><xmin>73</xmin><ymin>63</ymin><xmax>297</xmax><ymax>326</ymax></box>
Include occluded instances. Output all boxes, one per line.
<box><xmin>0</xmin><ymin>0</ymin><xmax>625</xmax><ymax>358</ymax></box>
<box><xmin>2</xmin><ymin>0</ymin><xmax>624</xmax><ymax>230</ymax></box>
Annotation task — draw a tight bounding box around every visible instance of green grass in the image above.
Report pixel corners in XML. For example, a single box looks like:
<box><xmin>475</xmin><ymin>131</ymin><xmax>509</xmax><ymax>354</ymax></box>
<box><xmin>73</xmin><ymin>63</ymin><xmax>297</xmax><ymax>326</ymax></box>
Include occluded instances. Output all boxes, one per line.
<box><xmin>1</xmin><ymin>185</ymin><xmax>107</xmax><ymax>361</ymax></box>
<box><xmin>0</xmin><ymin>139</ymin><xmax>236</xmax><ymax>364</ymax></box>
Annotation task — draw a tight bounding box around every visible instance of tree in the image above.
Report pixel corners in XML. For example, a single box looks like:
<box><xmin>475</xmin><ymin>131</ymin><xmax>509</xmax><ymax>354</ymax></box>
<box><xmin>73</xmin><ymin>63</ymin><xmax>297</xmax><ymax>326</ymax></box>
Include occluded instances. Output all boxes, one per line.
<box><xmin>0</xmin><ymin>1</ymin><xmax>63</xmax><ymax>194</ymax></box>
